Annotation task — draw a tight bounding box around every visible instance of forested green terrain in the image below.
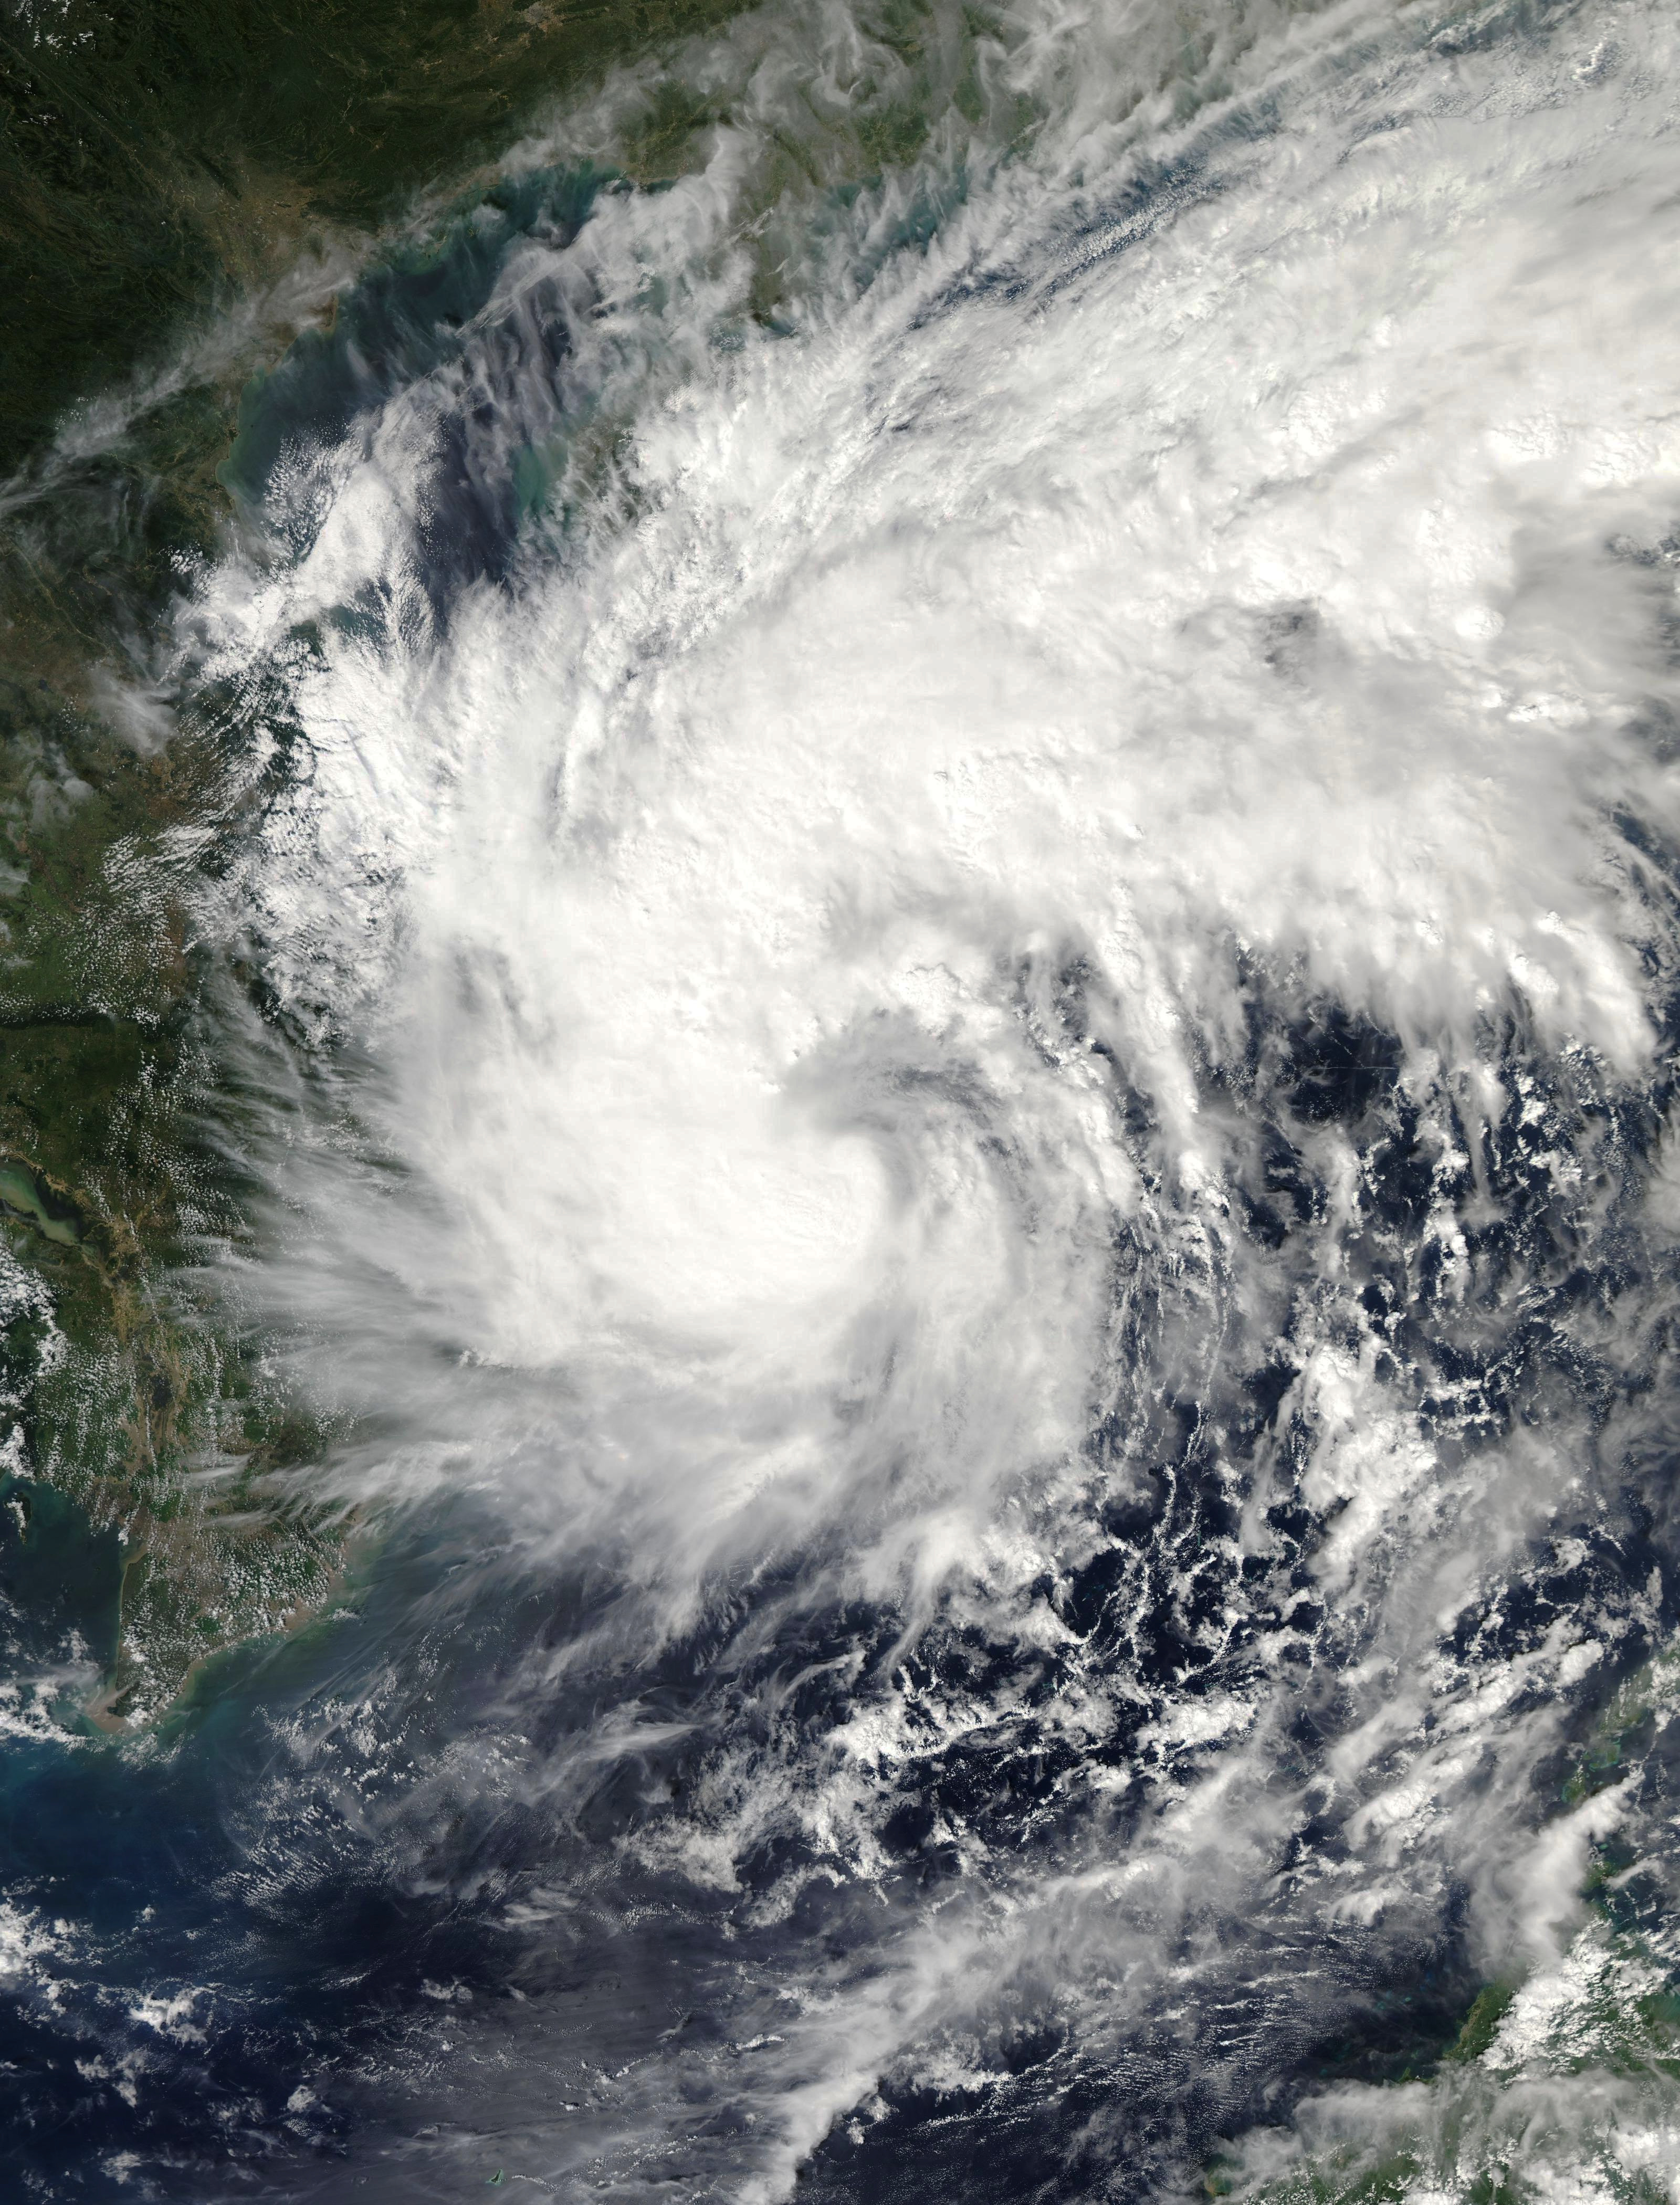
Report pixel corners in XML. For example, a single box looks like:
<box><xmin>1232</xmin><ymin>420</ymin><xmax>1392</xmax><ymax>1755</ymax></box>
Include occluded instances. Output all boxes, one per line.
<box><xmin>0</xmin><ymin>0</ymin><xmax>743</xmax><ymax>1720</ymax></box>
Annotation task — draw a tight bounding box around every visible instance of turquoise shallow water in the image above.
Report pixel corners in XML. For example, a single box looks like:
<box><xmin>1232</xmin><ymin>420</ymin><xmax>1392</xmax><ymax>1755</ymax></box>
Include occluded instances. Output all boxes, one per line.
<box><xmin>7</xmin><ymin>0</ymin><xmax>1680</xmax><ymax>2198</ymax></box>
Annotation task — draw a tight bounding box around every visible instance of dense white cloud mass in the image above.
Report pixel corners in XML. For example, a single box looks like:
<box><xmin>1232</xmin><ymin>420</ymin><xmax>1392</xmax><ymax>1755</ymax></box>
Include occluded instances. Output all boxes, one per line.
<box><xmin>169</xmin><ymin>0</ymin><xmax>1680</xmax><ymax>2196</ymax></box>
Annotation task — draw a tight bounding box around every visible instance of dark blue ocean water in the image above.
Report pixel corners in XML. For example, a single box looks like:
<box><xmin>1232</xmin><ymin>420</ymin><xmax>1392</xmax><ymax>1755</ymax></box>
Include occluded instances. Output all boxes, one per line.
<box><xmin>3</xmin><ymin>1009</ymin><xmax>1676</xmax><ymax>2198</ymax></box>
<box><xmin>9</xmin><ymin>5</ymin><xmax>1680</xmax><ymax>2195</ymax></box>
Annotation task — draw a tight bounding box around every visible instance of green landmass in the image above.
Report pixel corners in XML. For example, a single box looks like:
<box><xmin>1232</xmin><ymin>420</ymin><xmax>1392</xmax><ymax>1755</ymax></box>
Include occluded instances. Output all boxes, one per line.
<box><xmin>1443</xmin><ymin>1985</ymin><xmax>1516</xmax><ymax>2067</ymax></box>
<box><xmin>1204</xmin><ymin>1646</ymin><xmax>1680</xmax><ymax>2205</ymax></box>
<box><xmin>0</xmin><ymin>658</ymin><xmax>345</xmax><ymax>1717</ymax></box>
<box><xmin>0</xmin><ymin>0</ymin><xmax>751</xmax><ymax>1721</ymax></box>
<box><xmin>0</xmin><ymin>0</ymin><xmax>757</xmax><ymax>480</ymax></box>
<box><xmin>0</xmin><ymin>0</ymin><xmax>1371</xmax><ymax>1717</ymax></box>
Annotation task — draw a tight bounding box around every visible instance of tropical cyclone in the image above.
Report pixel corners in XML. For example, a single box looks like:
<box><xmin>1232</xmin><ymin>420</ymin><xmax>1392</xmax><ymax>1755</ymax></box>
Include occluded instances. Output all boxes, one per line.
<box><xmin>3</xmin><ymin>0</ymin><xmax>1680</xmax><ymax>2198</ymax></box>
